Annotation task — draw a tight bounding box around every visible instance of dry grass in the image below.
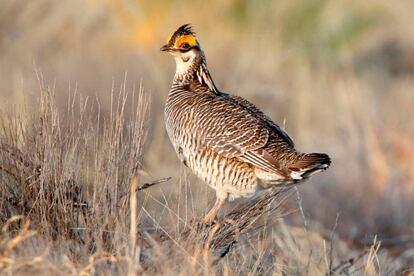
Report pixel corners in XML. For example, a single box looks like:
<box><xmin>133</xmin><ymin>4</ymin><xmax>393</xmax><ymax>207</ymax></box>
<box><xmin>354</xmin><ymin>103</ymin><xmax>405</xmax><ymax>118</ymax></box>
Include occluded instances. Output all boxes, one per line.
<box><xmin>0</xmin><ymin>74</ymin><xmax>150</xmax><ymax>274</ymax></box>
<box><xmin>0</xmin><ymin>82</ymin><xmax>411</xmax><ymax>275</ymax></box>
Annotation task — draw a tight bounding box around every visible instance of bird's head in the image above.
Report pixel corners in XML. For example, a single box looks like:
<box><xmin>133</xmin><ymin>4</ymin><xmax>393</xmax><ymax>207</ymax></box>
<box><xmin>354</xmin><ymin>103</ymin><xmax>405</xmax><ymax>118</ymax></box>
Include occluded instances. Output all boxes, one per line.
<box><xmin>160</xmin><ymin>24</ymin><xmax>199</xmax><ymax>55</ymax></box>
<box><xmin>161</xmin><ymin>24</ymin><xmax>203</xmax><ymax>76</ymax></box>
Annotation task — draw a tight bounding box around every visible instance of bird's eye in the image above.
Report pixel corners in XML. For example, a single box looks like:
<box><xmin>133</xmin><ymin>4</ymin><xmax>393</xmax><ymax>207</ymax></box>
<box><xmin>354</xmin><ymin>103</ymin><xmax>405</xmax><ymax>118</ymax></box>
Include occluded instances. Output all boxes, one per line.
<box><xmin>181</xmin><ymin>43</ymin><xmax>190</xmax><ymax>49</ymax></box>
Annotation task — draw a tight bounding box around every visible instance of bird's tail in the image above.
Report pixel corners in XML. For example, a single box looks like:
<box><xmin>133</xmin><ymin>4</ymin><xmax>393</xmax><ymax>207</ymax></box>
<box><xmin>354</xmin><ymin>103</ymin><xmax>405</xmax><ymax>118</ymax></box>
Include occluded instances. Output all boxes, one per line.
<box><xmin>288</xmin><ymin>153</ymin><xmax>331</xmax><ymax>180</ymax></box>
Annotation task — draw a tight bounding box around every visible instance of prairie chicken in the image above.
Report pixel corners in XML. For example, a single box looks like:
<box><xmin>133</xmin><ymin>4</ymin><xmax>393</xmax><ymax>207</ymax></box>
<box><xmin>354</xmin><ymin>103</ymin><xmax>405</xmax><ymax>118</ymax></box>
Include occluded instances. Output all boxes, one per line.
<box><xmin>161</xmin><ymin>24</ymin><xmax>331</xmax><ymax>222</ymax></box>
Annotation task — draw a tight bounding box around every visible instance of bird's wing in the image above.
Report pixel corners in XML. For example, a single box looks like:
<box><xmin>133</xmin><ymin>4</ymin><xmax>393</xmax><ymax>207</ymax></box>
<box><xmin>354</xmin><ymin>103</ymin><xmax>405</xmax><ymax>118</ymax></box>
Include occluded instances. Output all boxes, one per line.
<box><xmin>193</xmin><ymin>95</ymin><xmax>269</xmax><ymax>157</ymax></box>
<box><xmin>227</xmin><ymin>94</ymin><xmax>295</xmax><ymax>147</ymax></box>
<box><xmin>191</xmin><ymin>93</ymin><xmax>291</xmax><ymax>177</ymax></box>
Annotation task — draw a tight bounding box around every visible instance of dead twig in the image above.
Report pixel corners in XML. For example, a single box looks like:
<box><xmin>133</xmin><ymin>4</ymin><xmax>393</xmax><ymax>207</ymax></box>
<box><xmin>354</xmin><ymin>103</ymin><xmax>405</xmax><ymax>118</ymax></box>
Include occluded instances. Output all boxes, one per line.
<box><xmin>119</xmin><ymin>177</ymin><xmax>172</xmax><ymax>199</ymax></box>
<box><xmin>137</xmin><ymin>177</ymin><xmax>172</xmax><ymax>191</ymax></box>
<box><xmin>181</xmin><ymin>187</ymin><xmax>292</xmax><ymax>258</ymax></box>
<box><xmin>331</xmin><ymin>251</ymin><xmax>367</xmax><ymax>274</ymax></box>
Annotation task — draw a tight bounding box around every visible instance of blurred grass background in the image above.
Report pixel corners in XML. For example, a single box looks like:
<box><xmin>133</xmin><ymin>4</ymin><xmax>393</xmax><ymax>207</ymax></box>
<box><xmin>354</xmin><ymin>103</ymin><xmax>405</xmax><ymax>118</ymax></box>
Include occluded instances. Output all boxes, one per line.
<box><xmin>1</xmin><ymin>0</ymin><xmax>414</xmax><ymax>255</ymax></box>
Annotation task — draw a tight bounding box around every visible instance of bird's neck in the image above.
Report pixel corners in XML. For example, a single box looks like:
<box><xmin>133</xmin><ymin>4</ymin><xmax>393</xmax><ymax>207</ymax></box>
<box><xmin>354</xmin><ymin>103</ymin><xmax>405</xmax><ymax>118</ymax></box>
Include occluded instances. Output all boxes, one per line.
<box><xmin>173</xmin><ymin>50</ymin><xmax>220</xmax><ymax>95</ymax></box>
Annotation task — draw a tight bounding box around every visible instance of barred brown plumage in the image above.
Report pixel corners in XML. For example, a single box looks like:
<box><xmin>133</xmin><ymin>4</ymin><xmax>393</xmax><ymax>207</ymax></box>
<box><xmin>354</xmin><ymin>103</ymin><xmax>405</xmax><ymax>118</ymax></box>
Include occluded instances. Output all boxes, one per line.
<box><xmin>161</xmin><ymin>24</ymin><xmax>331</xmax><ymax>222</ymax></box>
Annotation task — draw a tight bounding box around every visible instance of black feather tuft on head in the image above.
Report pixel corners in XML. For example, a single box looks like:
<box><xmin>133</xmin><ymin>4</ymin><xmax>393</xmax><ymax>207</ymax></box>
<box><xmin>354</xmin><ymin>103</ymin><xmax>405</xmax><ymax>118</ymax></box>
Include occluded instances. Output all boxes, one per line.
<box><xmin>174</xmin><ymin>24</ymin><xmax>196</xmax><ymax>37</ymax></box>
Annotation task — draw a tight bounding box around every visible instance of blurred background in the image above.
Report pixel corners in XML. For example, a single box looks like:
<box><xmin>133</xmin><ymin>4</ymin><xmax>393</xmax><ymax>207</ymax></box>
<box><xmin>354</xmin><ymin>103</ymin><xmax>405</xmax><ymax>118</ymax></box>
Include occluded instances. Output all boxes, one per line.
<box><xmin>1</xmin><ymin>0</ymin><xmax>413</xmax><ymax>250</ymax></box>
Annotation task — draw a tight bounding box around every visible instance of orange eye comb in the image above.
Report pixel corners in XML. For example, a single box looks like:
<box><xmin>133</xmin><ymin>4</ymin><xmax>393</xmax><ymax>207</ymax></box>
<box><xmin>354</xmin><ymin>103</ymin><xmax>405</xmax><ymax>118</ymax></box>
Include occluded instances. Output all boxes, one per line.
<box><xmin>175</xmin><ymin>35</ymin><xmax>197</xmax><ymax>48</ymax></box>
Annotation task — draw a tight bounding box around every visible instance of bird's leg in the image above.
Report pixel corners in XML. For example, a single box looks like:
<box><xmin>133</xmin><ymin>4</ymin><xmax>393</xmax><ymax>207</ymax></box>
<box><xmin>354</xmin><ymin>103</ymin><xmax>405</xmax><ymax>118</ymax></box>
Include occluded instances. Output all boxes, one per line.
<box><xmin>203</xmin><ymin>193</ymin><xmax>228</xmax><ymax>223</ymax></box>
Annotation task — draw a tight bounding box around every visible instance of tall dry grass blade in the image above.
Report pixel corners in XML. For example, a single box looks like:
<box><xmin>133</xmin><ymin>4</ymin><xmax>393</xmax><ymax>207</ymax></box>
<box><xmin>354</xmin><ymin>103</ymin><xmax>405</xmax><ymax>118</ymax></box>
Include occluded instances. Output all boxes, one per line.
<box><xmin>364</xmin><ymin>236</ymin><xmax>381</xmax><ymax>276</ymax></box>
<box><xmin>128</xmin><ymin>174</ymin><xmax>139</xmax><ymax>275</ymax></box>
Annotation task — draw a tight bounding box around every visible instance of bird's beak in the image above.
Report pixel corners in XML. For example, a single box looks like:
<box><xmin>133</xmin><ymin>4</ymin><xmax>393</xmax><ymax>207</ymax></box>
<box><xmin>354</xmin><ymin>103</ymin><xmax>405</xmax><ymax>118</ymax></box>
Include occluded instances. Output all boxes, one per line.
<box><xmin>160</xmin><ymin>44</ymin><xmax>171</xmax><ymax>52</ymax></box>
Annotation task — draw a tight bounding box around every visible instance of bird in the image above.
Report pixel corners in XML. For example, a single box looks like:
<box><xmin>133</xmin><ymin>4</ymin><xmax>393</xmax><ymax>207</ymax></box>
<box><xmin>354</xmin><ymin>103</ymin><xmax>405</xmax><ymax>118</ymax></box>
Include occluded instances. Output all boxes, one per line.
<box><xmin>161</xmin><ymin>24</ymin><xmax>331</xmax><ymax>223</ymax></box>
